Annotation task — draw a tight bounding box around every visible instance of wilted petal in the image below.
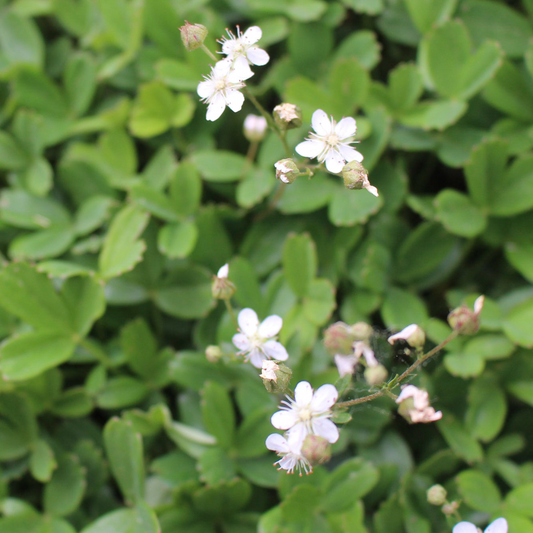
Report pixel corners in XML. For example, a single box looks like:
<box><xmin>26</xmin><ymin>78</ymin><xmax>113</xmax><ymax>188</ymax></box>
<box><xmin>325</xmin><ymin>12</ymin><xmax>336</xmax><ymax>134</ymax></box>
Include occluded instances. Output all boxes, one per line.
<box><xmin>365</xmin><ymin>183</ymin><xmax>379</xmax><ymax>197</ymax></box>
<box><xmin>335</xmin><ymin>355</ymin><xmax>358</xmax><ymax>377</ymax></box>
<box><xmin>266</xmin><ymin>433</ymin><xmax>289</xmax><ymax>453</ymax></box>
<box><xmin>396</xmin><ymin>385</ymin><xmax>419</xmax><ymax>404</ymax></box>
<box><xmin>453</xmin><ymin>523</ymin><xmax>479</xmax><ymax>533</ymax></box>
<box><xmin>485</xmin><ymin>519</ymin><xmax>508</xmax><ymax>533</ymax></box>
<box><xmin>295</xmin><ymin>140</ymin><xmax>323</xmax><ymax>159</ymax></box>
<box><xmin>312</xmin><ymin>418</ymin><xmax>339</xmax><ymax>443</ymax></box>
<box><xmin>247</xmin><ymin>47</ymin><xmax>269</xmax><ymax>66</ymax></box>
<box><xmin>232</xmin><ymin>333</ymin><xmax>251</xmax><ymax>351</ymax></box>
<box><xmin>206</xmin><ymin>94</ymin><xmax>226</xmax><ymax>121</ymax></box>
<box><xmin>249</xmin><ymin>348</ymin><xmax>265</xmax><ymax>368</ymax></box>
<box><xmin>335</xmin><ymin>117</ymin><xmax>356</xmax><ymax>139</ymax></box>
<box><xmin>311</xmin><ymin>384</ymin><xmax>338</xmax><ymax>412</ymax></box>
<box><xmin>259</xmin><ymin>315</ymin><xmax>283</xmax><ymax>337</ymax></box>
<box><xmin>263</xmin><ymin>340</ymin><xmax>289</xmax><ymax>361</ymax></box>
<box><xmin>338</xmin><ymin>144</ymin><xmax>364</xmax><ymax>163</ymax></box>
<box><xmin>242</xmin><ymin>26</ymin><xmax>262</xmax><ymax>45</ymax></box>
<box><xmin>324</xmin><ymin>150</ymin><xmax>345</xmax><ymax>174</ymax></box>
<box><xmin>226</xmin><ymin>89</ymin><xmax>245</xmax><ymax>113</ymax></box>
<box><xmin>294</xmin><ymin>381</ymin><xmax>313</xmax><ymax>406</ymax></box>
<box><xmin>238</xmin><ymin>308</ymin><xmax>259</xmax><ymax>336</ymax></box>
<box><xmin>312</xmin><ymin>109</ymin><xmax>332</xmax><ymax>136</ymax></box>
<box><xmin>271</xmin><ymin>409</ymin><xmax>299</xmax><ymax>430</ymax></box>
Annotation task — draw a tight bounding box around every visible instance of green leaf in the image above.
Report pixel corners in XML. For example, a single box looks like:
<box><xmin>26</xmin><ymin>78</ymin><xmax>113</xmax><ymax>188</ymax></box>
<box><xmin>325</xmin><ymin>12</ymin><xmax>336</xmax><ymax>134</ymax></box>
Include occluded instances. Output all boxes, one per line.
<box><xmin>464</xmin><ymin>334</ymin><xmax>515</xmax><ymax>361</ymax></box>
<box><xmin>64</xmin><ymin>53</ymin><xmax>96</xmax><ymax>117</ymax></box>
<box><xmin>434</xmin><ymin>189</ymin><xmax>487</xmax><ymax>237</ymax></box>
<box><xmin>30</xmin><ymin>439</ymin><xmax>57</xmax><ymax>482</ymax></box>
<box><xmin>235</xmin><ymin>408</ymin><xmax>273</xmax><ymax>459</ymax></box>
<box><xmin>156</xmin><ymin>58</ymin><xmax>199</xmax><ymax>91</ymax></box>
<box><xmin>97</xmin><ymin>377</ymin><xmax>148</xmax><ymax>409</ymax></box>
<box><xmin>456</xmin><ymin>469</ymin><xmax>501</xmax><ymax>512</ymax></box>
<box><xmin>190</xmin><ymin>150</ymin><xmax>247</xmax><ymax>182</ymax></box>
<box><xmin>23</xmin><ymin>157</ymin><xmax>53</xmax><ymax>197</ymax></box>
<box><xmin>0</xmin><ymin>331</ymin><xmax>76</xmax><ymax>381</ymax></box>
<box><xmin>51</xmin><ymin>388</ymin><xmax>93</xmax><ymax>418</ymax></box>
<box><xmin>505</xmin><ymin>483</ymin><xmax>533</xmax><ymax>517</ymax></box>
<box><xmin>404</xmin><ymin>0</ymin><xmax>458</xmax><ymax>34</ymax></box>
<box><xmin>99</xmin><ymin>204</ymin><xmax>149</xmax><ymax>279</ymax></box>
<box><xmin>282</xmin><ymin>233</ymin><xmax>317</xmax><ymax>298</ymax></box>
<box><xmin>74</xmin><ymin>195</ymin><xmax>115</xmax><ymax>236</ymax></box>
<box><xmin>348</xmin><ymin>239</ymin><xmax>390</xmax><ymax>293</ymax></box>
<box><xmin>483</xmin><ymin>60</ymin><xmax>533</xmax><ymax>122</ymax></box>
<box><xmin>0</xmin><ymin>132</ymin><xmax>29</xmax><ymax>170</ymax></box>
<box><xmin>303</xmin><ymin>278</ymin><xmax>336</xmax><ymax>325</ymax></box>
<box><xmin>130</xmin><ymin>184</ymin><xmax>178</xmax><ymax>222</ymax></box>
<box><xmin>400</xmin><ymin>100</ymin><xmax>467</xmax><ymax>131</ymax></box>
<box><xmin>80</xmin><ymin>509</ymin><xmax>136</xmax><ymax>533</ymax></box>
<box><xmin>280</xmin><ymin>485</ymin><xmax>321</xmax><ymax>523</ymax></box>
<box><xmin>98</xmin><ymin>0</ymin><xmax>132</xmax><ymax>49</ymax></box>
<box><xmin>284</xmin><ymin>76</ymin><xmax>333</xmax><ymax>121</ymax></box>
<box><xmin>103</xmin><ymin>418</ymin><xmax>145</xmax><ymax>505</ymax></box>
<box><xmin>328</xmin><ymin>58</ymin><xmax>370</xmax><ymax>114</ymax></box>
<box><xmin>237</xmin><ymin>168</ymin><xmax>276</xmax><ymax>209</ymax></box>
<box><xmin>0</xmin><ymin>10</ymin><xmax>44</xmax><ymax>67</ymax></box>
<box><xmin>44</xmin><ymin>454</ymin><xmax>86</xmax><ymax>517</ymax></box>
<box><xmin>342</xmin><ymin>0</ymin><xmax>383</xmax><ymax>15</ymax></box>
<box><xmin>169</xmin><ymin>161</ymin><xmax>202</xmax><ymax>216</ymax></box>
<box><xmin>230</xmin><ymin>256</ymin><xmax>265</xmax><ymax>315</ymax></box>
<box><xmin>0</xmin><ymin>393</ymin><xmax>37</xmax><ymax>460</ymax></box>
<box><xmin>133</xmin><ymin>502</ymin><xmax>160</xmax><ymax>533</ymax></box>
<box><xmin>158</xmin><ymin>221</ymin><xmax>198</xmax><ymax>259</ymax></box>
<box><xmin>388</xmin><ymin>63</ymin><xmax>423</xmax><ymax>112</ymax></box>
<box><xmin>198</xmin><ymin>447</ymin><xmax>236</xmax><ymax>484</ymax></box>
<box><xmin>506</xmin><ymin>243</ymin><xmax>533</xmax><ymax>283</ymax></box>
<box><xmin>201</xmin><ymin>382</ymin><xmax>235</xmax><ymax>450</ymax></box>
<box><xmin>503</xmin><ymin>297</ymin><xmax>533</xmax><ymax>347</ymax></box>
<box><xmin>0</xmin><ymin>263</ymin><xmax>72</xmax><ymax>331</ymax></box>
<box><xmin>437</xmin><ymin>414</ymin><xmax>483</xmax><ymax>463</ymax></box>
<box><xmin>444</xmin><ymin>352</ymin><xmax>485</xmax><ymax>378</ymax></box>
<box><xmin>121</xmin><ymin>318</ymin><xmax>157</xmax><ymax>378</ymax></box>
<box><xmin>9</xmin><ymin>226</ymin><xmax>75</xmax><ymax>260</ymax></box>
<box><xmin>328</xmin><ymin>186</ymin><xmax>383</xmax><ymax>226</ymax></box>
<box><xmin>336</xmin><ymin>30</ymin><xmax>381</xmax><ymax>70</ymax></box>
<box><xmin>381</xmin><ymin>287</ymin><xmax>428</xmax><ymax>329</ymax></box>
<box><xmin>278</xmin><ymin>174</ymin><xmax>336</xmax><ymax>214</ymax></box>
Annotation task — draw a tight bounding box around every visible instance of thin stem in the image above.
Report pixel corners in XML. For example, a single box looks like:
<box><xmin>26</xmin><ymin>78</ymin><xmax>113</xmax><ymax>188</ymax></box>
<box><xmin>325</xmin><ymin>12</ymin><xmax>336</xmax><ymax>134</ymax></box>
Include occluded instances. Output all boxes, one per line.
<box><xmin>200</xmin><ymin>43</ymin><xmax>217</xmax><ymax>61</ymax></box>
<box><xmin>337</xmin><ymin>331</ymin><xmax>459</xmax><ymax>408</ymax></box>
<box><xmin>224</xmin><ymin>298</ymin><xmax>239</xmax><ymax>330</ymax></box>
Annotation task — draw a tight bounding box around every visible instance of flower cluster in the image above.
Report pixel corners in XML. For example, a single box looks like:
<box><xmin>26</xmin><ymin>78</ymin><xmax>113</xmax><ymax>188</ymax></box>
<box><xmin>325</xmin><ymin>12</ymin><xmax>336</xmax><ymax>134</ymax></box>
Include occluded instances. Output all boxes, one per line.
<box><xmin>396</xmin><ymin>385</ymin><xmax>442</xmax><ymax>424</ymax></box>
<box><xmin>267</xmin><ymin>381</ymin><xmax>339</xmax><ymax>474</ymax></box>
<box><xmin>197</xmin><ymin>26</ymin><xmax>269</xmax><ymax>121</ymax></box>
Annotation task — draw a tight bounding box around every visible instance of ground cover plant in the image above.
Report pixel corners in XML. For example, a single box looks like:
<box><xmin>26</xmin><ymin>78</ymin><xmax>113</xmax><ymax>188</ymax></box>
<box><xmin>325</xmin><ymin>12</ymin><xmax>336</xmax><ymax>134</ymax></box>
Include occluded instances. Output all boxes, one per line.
<box><xmin>2</xmin><ymin>0</ymin><xmax>533</xmax><ymax>531</ymax></box>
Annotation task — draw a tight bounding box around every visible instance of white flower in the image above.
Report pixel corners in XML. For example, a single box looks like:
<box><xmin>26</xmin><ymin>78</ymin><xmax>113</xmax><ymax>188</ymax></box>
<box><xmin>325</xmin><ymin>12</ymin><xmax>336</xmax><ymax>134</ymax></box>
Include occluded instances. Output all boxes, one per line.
<box><xmin>232</xmin><ymin>308</ymin><xmax>288</xmax><ymax>368</ymax></box>
<box><xmin>295</xmin><ymin>109</ymin><xmax>363</xmax><ymax>174</ymax></box>
<box><xmin>396</xmin><ymin>385</ymin><xmax>442</xmax><ymax>424</ymax></box>
<box><xmin>219</xmin><ymin>26</ymin><xmax>270</xmax><ymax>73</ymax></box>
<box><xmin>197</xmin><ymin>59</ymin><xmax>252</xmax><ymax>122</ymax></box>
<box><xmin>454</xmin><ymin>518</ymin><xmax>507</xmax><ymax>533</ymax></box>
<box><xmin>334</xmin><ymin>354</ymin><xmax>358</xmax><ymax>377</ymax></box>
<box><xmin>271</xmin><ymin>381</ymin><xmax>339</xmax><ymax>445</ymax></box>
<box><xmin>217</xmin><ymin>263</ymin><xmax>229</xmax><ymax>278</ymax></box>
<box><xmin>260</xmin><ymin>360</ymin><xmax>279</xmax><ymax>382</ymax></box>
<box><xmin>265</xmin><ymin>433</ymin><xmax>312</xmax><ymax>475</ymax></box>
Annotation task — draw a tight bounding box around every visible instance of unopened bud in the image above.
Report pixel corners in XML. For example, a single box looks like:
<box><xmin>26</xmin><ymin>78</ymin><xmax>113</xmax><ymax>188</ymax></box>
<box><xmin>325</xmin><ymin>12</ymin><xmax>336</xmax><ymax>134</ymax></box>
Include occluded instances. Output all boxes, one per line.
<box><xmin>441</xmin><ymin>501</ymin><xmax>459</xmax><ymax>516</ymax></box>
<box><xmin>243</xmin><ymin>114</ymin><xmax>268</xmax><ymax>142</ymax></box>
<box><xmin>260</xmin><ymin>360</ymin><xmax>292</xmax><ymax>393</ymax></box>
<box><xmin>212</xmin><ymin>263</ymin><xmax>236</xmax><ymax>299</ymax></box>
<box><xmin>301</xmin><ymin>435</ymin><xmax>331</xmax><ymax>466</ymax></box>
<box><xmin>342</xmin><ymin>161</ymin><xmax>368</xmax><ymax>190</ymax></box>
<box><xmin>364</xmin><ymin>364</ymin><xmax>388</xmax><ymax>386</ymax></box>
<box><xmin>180</xmin><ymin>21</ymin><xmax>208</xmax><ymax>51</ymax></box>
<box><xmin>205</xmin><ymin>345</ymin><xmax>223</xmax><ymax>362</ymax></box>
<box><xmin>427</xmin><ymin>485</ymin><xmax>447</xmax><ymax>506</ymax></box>
<box><xmin>273</xmin><ymin>103</ymin><xmax>302</xmax><ymax>131</ymax></box>
<box><xmin>388</xmin><ymin>324</ymin><xmax>426</xmax><ymax>349</ymax></box>
<box><xmin>274</xmin><ymin>159</ymin><xmax>299</xmax><ymax>184</ymax></box>
<box><xmin>350</xmin><ymin>322</ymin><xmax>373</xmax><ymax>342</ymax></box>
<box><xmin>324</xmin><ymin>322</ymin><xmax>354</xmax><ymax>355</ymax></box>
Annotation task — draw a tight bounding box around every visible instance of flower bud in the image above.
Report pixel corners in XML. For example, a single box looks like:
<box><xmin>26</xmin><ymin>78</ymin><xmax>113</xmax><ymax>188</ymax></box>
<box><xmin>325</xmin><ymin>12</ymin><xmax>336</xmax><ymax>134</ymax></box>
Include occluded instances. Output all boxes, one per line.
<box><xmin>364</xmin><ymin>364</ymin><xmax>388</xmax><ymax>386</ymax></box>
<box><xmin>448</xmin><ymin>296</ymin><xmax>484</xmax><ymax>335</ymax></box>
<box><xmin>273</xmin><ymin>103</ymin><xmax>302</xmax><ymax>131</ymax></box>
<box><xmin>324</xmin><ymin>322</ymin><xmax>354</xmax><ymax>356</ymax></box>
<box><xmin>179</xmin><ymin>21</ymin><xmax>208</xmax><ymax>51</ymax></box>
<box><xmin>205</xmin><ymin>345</ymin><xmax>223</xmax><ymax>362</ymax></box>
<box><xmin>274</xmin><ymin>159</ymin><xmax>299</xmax><ymax>184</ymax></box>
<box><xmin>427</xmin><ymin>485</ymin><xmax>447</xmax><ymax>506</ymax></box>
<box><xmin>342</xmin><ymin>161</ymin><xmax>368</xmax><ymax>190</ymax></box>
<box><xmin>301</xmin><ymin>435</ymin><xmax>331</xmax><ymax>466</ymax></box>
<box><xmin>350</xmin><ymin>321</ymin><xmax>373</xmax><ymax>342</ymax></box>
<box><xmin>388</xmin><ymin>324</ymin><xmax>426</xmax><ymax>349</ymax></box>
<box><xmin>212</xmin><ymin>263</ymin><xmax>236</xmax><ymax>300</ymax></box>
<box><xmin>260</xmin><ymin>360</ymin><xmax>292</xmax><ymax>393</ymax></box>
<box><xmin>441</xmin><ymin>501</ymin><xmax>459</xmax><ymax>516</ymax></box>
<box><xmin>243</xmin><ymin>114</ymin><xmax>268</xmax><ymax>143</ymax></box>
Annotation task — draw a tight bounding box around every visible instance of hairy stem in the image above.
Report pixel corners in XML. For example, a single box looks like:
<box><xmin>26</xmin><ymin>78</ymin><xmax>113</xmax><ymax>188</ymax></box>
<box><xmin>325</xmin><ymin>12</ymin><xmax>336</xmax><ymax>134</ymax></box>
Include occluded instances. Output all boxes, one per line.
<box><xmin>337</xmin><ymin>331</ymin><xmax>459</xmax><ymax>408</ymax></box>
<box><xmin>224</xmin><ymin>298</ymin><xmax>239</xmax><ymax>330</ymax></box>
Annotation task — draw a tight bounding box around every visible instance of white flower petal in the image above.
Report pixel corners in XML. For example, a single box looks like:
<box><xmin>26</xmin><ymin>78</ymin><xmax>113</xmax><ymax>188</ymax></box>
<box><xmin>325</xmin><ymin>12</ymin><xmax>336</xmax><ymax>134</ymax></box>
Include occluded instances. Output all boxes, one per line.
<box><xmin>277</xmin><ymin>454</ymin><xmax>297</xmax><ymax>472</ymax></box>
<box><xmin>230</xmin><ymin>56</ymin><xmax>254</xmax><ymax>80</ymax></box>
<box><xmin>263</xmin><ymin>340</ymin><xmax>289</xmax><ymax>361</ymax></box>
<box><xmin>365</xmin><ymin>184</ymin><xmax>379</xmax><ymax>197</ymax></box>
<box><xmin>222</xmin><ymin>39</ymin><xmax>238</xmax><ymax>55</ymax></box>
<box><xmin>258</xmin><ymin>315</ymin><xmax>282</xmax><ymax>338</ymax></box>
<box><xmin>396</xmin><ymin>385</ymin><xmax>419</xmax><ymax>404</ymax></box>
<box><xmin>265</xmin><ymin>433</ymin><xmax>289</xmax><ymax>453</ymax></box>
<box><xmin>453</xmin><ymin>523</ymin><xmax>479</xmax><ymax>533</ymax></box>
<box><xmin>213</xmin><ymin>58</ymin><xmax>232</xmax><ymax>76</ymax></box>
<box><xmin>217</xmin><ymin>264</ymin><xmax>229</xmax><ymax>278</ymax></box>
<box><xmin>335</xmin><ymin>355</ymin><xmax>358</xmax><ymax>377</ymax></box>
<box><xmin>242</xmin><ymin>26</ymin><xmax>262</xmax><ymax>45</ymax></box>
<box><xmin>226</xmin><ymin>89</ymin><xmax>245</xmax><ymax>113</ymax></box>
<box><xmin>271</xmin><ymin>409</ymin><xmax>298</xmax><ymax>430</ymax></box>
<box><xmin>311</xmin><ymin>384</ymin><xmax>338</xmax><ymax>412</ymax></box>
<box><xmin>474</xmin><ymin>295</ymin><xmax>485</xmax><ymax>315</ymax></box>
<box><xmin>335</xmin><ymin>117</ymin><xmax>356</xmax><ymax>139</ymax></box>
<box><xmin>294</xmin><ymin>381</ymin><xmax>313</xmax><ymax>406</ymax></box>
<box><xmin>485</xmin><ymin>519</ymin><xmax>508</xmax><ymax>533</ymax></box>
<box><xmin>197</xmin><ymin>79</ymin><xmax>214</xmax><ymax>99</ymax></box>
<box><xmin>238</xmin><ymin>308</ymin><xmax>259</xmax><ymax>336</ymax></box>
<box><xmin>206</xmin><ymin>94</ymin><xmax>226</xmax><ymax>121</ymax></box>
<box><xmin>312</xmin><ymin>418</ymin><xmax>339</xmax><ymax>443</ymax></box>
<box><xmin>388</xmin><ymin>324</ymin><xmax>418</xmax><ymax>345</ymax></box>
<box><xmin>325</xmin><ymin>150</ymin><xmax>345</xmax><ymax>174</ymax></box>
<box><xmin>312</xmin><ymin>109</ymin><xmax>332</xmax><ymax>136</ymax></box>
<box><xmin>338</xmin><ymin>144</ymin><xmax>364</xmax><ymax>163</ymax></box>
<box><xmin>286</xmin><ymin>422</ymin><xmax>307</xmax><ymax>448</ymax></box>
<box><xmin>295</xmin><ymin>140</ymin><xmax>324</xmax><ymax>159</ymax></box>
<box><xmin>232</xmin><ymin>333</ymin><xmax>251</xmax><ymax>351</ymax></box>
<box><xmin>249</xmin><ymin>348</ymin><xmax>265</xmax><ymax>368</ymax></box>
<box><xmin>247</xmin><ymin>47</ymin><xmax>269</xmax><ymax>66</ymax></box>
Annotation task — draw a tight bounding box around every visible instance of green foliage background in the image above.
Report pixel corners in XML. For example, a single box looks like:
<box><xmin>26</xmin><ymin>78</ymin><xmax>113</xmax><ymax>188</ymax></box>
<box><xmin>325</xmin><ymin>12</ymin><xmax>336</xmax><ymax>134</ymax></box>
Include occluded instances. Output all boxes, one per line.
<box><xmin>1</xmin><ymin>0</ymin><xmax>533</xmax><ymax>531</ymax></box>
